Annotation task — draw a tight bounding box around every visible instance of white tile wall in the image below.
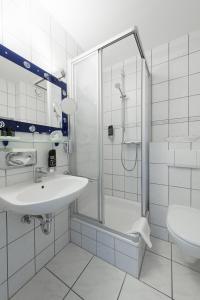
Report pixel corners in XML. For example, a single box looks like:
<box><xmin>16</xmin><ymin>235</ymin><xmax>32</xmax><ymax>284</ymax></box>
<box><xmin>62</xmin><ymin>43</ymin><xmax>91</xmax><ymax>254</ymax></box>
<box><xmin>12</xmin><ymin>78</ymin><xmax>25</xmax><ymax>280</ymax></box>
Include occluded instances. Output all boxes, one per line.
<box><xmin>169</xmin><ymin>167</ymin><xmax>190</xmax><ymax>188</ymax></box>
<box><xmin>8</xmin><ymin>260</ymin><xmax>35</xmax><ymax>298</ymax></box>
<box><xmin>36</xmin><ymin>243</ymin><xmax>55</xmax><ymax>272</ymax></box>
<box><xmin>152</xmin><ymin>62</ymin><xmax>168</xmax><ymax>84</ymax></box>
<box><xmin>152</xmin><ymin>101</ymin><xmax>168</xmax><ymax>121</ymax></box>
<box><xmin>169</xmin><ymin>35</ymin><xmax>188</xmax><ymax>60</ymax></box>
<box><xmin>152</xmin><ymin>123</ymin><xmax>168</xmax><ymax>142</ymax></box>
<box><xmin>152</xmin><ymin>43</ymin><xmax>168</xmax><ymax>66</ymax></box>
<box><xmin>170</xmin><ymin>76</ymin><xmax>188</xmax><ymax>99</ymax></box>
<box><xmin>150</xmin><ymin>184</ymin><xmax>168</xmax><ymax>206</ymax></box>
<box><xmin>103</xmin><ymin>56</ymin><xmax>141</xmax><ymax>200</ymax></box>
<box><xmin>0</xmin><ymin>1</ymin><xmax>81</xmax><ymax>298</ymax></box>
<box><xmin>169</xmin><ymin>56</ymin><xmax>188</xmax><ymax>80</ymax></box>
<box><xmin>189</xmin><ymin>72</ymin><xmax>200</xmax><ymax>95</ymax></box>
<box><xmin>150</xmin><ymin>164</ymin><xmax>168</xmax><ymax>185</ymax></box>
<box><xmin>191</xmin><ymin>189</ymin><xmax>200</xmax><ymax>209</ymax></box>
<box><xmin>169</xmin><ymin>97</ymin><xmax>188</xmax><ymax>119</ymax></box>
<box><xmin>169</xmin><ymin>186</ymin><xmax>190</xmax><ymax>206</ymax></box>
<box><xmin>150</xmin><ymin>30</ymin><xmax>200</xmax><ymax>141</ymax></box>
<box><xmin>150</xmin><ymin>142</ymin><xmax>200</xmax><ymax>241</ymax></box>
<box><xmin>190</xmin><ymin>30</ymin><xmax>200</xmax><ymax>53</ymax></box>
<box><xmin>189</xmin><ymin>51</ymin><xmax>200</xmax><ymax>74</ymax></box>
<box><xmin>152</xmin><ymin>81</ymin><xmax>168</xmax><ymax>103</ymax></box>
<box><xmin>8</xmin><ymin>231</ymin><xmax>34</xmax><ymax>276</ymax></box>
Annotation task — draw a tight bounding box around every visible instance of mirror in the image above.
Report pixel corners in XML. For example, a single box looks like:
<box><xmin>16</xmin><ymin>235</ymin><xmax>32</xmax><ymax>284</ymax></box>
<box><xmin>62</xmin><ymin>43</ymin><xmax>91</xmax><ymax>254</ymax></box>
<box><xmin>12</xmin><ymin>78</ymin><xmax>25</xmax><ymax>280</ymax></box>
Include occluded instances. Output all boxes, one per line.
<box><xmin>0</xmin><ymin>47</ymin><xmax>67</xmax><ymax>131</ymax></box>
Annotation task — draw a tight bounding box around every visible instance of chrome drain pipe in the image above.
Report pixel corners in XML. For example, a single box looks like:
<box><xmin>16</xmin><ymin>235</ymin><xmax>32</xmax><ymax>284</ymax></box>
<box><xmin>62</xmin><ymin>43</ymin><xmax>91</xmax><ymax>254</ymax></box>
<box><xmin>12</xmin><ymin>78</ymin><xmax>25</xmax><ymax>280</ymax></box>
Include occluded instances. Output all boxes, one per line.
<box><xmin>21</xmin><ymin>213</ymin><xmax>53</xmax><ymax>235</ymax></box>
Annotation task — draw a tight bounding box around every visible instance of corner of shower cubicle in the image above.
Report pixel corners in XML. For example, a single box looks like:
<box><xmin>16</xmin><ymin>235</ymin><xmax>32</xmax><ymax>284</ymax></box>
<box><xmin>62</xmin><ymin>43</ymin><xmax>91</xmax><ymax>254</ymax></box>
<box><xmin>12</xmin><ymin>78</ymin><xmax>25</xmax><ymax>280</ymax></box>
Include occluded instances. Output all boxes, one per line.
<box><xmin>141</xmin><ymin>58</ymin><xmax>151</xmax><ymax>219</ymax></box>
<box><xmin>69</xmin><ymin>27</ymin><xmax>151</xmax><ymax>278</ymax></box>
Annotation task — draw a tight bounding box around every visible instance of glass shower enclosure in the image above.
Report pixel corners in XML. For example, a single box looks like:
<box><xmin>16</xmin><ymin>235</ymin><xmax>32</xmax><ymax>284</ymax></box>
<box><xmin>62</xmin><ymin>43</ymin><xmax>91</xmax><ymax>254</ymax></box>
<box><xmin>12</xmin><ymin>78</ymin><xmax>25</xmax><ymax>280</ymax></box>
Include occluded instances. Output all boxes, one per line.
<box><xmin>70</xmin><ymin>27</ymin><xmax>151</xmax><ymax>239</ymax></box>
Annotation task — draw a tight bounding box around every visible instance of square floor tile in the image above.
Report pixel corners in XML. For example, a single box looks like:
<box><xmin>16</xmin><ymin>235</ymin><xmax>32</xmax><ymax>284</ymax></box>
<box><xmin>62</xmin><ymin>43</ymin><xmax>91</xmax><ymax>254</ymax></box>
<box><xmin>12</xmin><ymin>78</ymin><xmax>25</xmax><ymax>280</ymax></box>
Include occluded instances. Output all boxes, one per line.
<box><xmin>0</xmin><ymin>281</ymin><xmax>8</xmax><ymax>300</ymax></box>
<box><xmin>65</xmin><ymin>291</ymin><xmax>83</xmax><ymax>300</ymax></box>
<box><xmin>47</xmin><ymin>243</ymin><xmax>93</xmax><ymax>287</ymax></box>
<box><xmin>173</xmin><ymin>262</ymin><xmax>200</xmax><ymax>300</ymax></box>
<box><xmin>73</xmin><ymin>257</ymin><xmax>125</xmax><ymax>300</ymax></box>
<box><xmin>0</xmin><ymin>247</ymin><xmax>7</xmax><ymax>285</ymax></box>
<box><xmin>11</xmin><ymin>268</ymin><xmax>69</xmax><ymax>300</ymax></box>
<box><xmin>172</xmin><ymin>244</ymin><xmax>200</xmax><ymax>273</ymax></box>
<box><xmin>119</xmin><ymin>274</ymin><xmax>170</xmax><ymax>300</ymax></box>
<box><xmin>148</xmin><ymin>237</ymin><xmax>171</xmax><ymax>259</ymax></box>
<box><xmin>140</xmin><ymin>251</ymin><xmax>171</xmax><ymax>297</ymax></box>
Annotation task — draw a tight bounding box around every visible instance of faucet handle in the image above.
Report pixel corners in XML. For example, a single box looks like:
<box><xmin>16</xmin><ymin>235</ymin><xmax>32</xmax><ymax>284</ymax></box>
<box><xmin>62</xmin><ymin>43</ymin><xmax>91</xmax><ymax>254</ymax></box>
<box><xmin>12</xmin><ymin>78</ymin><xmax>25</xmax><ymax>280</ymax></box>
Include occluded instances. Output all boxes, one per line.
<box><xmin>63</xmin><ymin>170</ymin><xmax>71</xmax><ymax>175</ymax></box>
<box><xmin>35</xmin><ymin>167</ymin><xmax>48</xmax><ymax>175</ymax></box>
<box><xmin>35</xmin><ymin>166</ymin><xmax>42</xmax><ymax>171</ymax></box>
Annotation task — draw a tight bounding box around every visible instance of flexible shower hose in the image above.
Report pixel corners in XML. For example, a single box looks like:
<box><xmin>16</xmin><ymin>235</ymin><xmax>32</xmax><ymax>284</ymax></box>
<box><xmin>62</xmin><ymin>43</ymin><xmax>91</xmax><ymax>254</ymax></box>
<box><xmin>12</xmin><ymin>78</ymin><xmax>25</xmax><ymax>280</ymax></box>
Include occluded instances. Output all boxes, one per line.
<box><xmin>120</xmin><ymin>130</ymin><xmax>138</xmax><ymax>171</ymax></box>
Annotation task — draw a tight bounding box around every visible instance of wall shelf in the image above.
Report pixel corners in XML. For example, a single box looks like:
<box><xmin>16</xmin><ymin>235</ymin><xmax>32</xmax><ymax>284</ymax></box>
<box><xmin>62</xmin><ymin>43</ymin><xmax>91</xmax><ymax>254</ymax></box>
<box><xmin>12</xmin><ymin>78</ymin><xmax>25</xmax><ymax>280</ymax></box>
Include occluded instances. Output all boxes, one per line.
<box><xmin>122</xmin><ymin>140</ymin><xmax>141</xmax><ymax>145</ymax></box>
<box><xmin>0</xmin><ymin>136</ymin><xmax>69</xmax><ymax>145</ymax></box>
<box><xmin>168</xmin><ymin>164</ymin><xmax>200</xmax><ymax>169</ymax></box>
<box><xmin>165</xmin><ymin>136</ymin><xmax>200</xmax><ymax>143</ymax></box>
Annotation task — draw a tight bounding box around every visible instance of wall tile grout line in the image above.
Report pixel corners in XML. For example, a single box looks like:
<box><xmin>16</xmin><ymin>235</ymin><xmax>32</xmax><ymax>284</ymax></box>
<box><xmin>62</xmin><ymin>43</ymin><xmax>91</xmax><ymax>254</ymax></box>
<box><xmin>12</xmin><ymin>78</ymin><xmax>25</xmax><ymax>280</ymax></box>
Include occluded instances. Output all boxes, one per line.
<box><xmin>45</xmin><ymin>267</ymin><xmax>71</xmax><ymax>290</ymax></box>
<box><xmin>8</xmin><ymin>257</ymin><xmax>35</xmax><ymax>281</ymax></box>
<box><xmin>116</xmin><ymin>272</ymin><xmax>127</xmax><ymax>300</ymax></box>
<box><xmin>6</xmin><ymin>212</ymin><xmax>9</xmax><ymax>299</ymax></box>
<box><xmin>8</xmin><ymin>271</ymin><xmax>36</xmax><ymax>300</ymax></box>
<box><xmin>66</xmin><ymin>255</ymin><xmax>94</xmax><ymax>292</ymax></box>
<box><xmin>167</xmin><ymin>42</ymin><xmax>170</xmax><ymax>139</ymax></box>
<box><xmin>7</xmin><ymin>227</ymin><xmax>35</xmax><ymax>246</ymax></box>
<box><xmin>170</xmin><ymin>243</ymin><xmax>174</xmax><ymax>300</ymax></box>
<box><xmin>187</xmin><ymin>33</ymin><xmax>190</xmax><ymax>137</ymax></box>
<box><xmin>139</xmin><ymin>278</ymin><xmax>173</xmax><ymax>299</ymax></box>
<box><xmin>63</xmin><ymin>289</ymin><xmax>85</xmax><ymax>300</ymax></box>
<box><xmin>148</xmin><ymin>240</ymin><xmax>200</xmax><ymax>274</ymax></box>
<box><xmin>54</xmin><ymin>214</ymin><xmax>56</xmax><ymax>256</ymax></box>
<box><xmin>71</xmin><ymin>227</ymin><xmax>141</xmax><ymax>261</ymax></box>
<box><xmin>6</xmin><ymin>232</ymin><xmax>69</xmax><ymax>298</ymax></box>
<box><xmin>146</xmin><ymin>248</ymin><xmax>171</xmax><ymax>261</ymax></box>
<box><xmin>150</xmin><ymin>182</ymin><xmax>194</xmax><ymax>190</ymax></box>
<box><xmin>3</xmin><ymin>211</ymin><xmax>67</xmax><ymax>251</ymax></box>
<box><xmin>33</xmin><ymin>219</ymin><xmax>36</xmax><ymax>274</ymax></box>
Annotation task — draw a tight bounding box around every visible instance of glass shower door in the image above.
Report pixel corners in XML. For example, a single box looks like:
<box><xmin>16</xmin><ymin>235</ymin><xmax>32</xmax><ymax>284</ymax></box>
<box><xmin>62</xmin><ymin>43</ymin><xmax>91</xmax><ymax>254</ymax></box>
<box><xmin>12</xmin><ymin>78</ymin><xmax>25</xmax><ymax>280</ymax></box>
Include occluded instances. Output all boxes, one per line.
<box><xmin>71</xmin><ymin>51</ymin><xmax>101</xmax><ymax>221</ymax></box>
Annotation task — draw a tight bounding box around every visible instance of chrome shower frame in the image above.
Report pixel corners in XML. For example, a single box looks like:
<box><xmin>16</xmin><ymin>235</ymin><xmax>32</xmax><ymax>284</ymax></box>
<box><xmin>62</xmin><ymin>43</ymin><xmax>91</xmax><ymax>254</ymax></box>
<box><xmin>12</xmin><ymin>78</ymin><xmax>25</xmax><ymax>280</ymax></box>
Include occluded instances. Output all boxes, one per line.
<box><xmin>70</xmin><ymin>27</ymin><xmax>151</xmax><ymax>233</ymax></box>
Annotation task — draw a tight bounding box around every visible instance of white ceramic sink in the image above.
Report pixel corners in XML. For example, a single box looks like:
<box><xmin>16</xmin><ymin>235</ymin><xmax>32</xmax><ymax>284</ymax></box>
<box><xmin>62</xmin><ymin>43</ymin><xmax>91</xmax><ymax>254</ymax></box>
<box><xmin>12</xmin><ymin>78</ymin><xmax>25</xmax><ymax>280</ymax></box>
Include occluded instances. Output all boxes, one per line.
<box><xmin>0</xmin><ymin>174</ymin><xmax>88</xmax><ymax>215</ymax></box>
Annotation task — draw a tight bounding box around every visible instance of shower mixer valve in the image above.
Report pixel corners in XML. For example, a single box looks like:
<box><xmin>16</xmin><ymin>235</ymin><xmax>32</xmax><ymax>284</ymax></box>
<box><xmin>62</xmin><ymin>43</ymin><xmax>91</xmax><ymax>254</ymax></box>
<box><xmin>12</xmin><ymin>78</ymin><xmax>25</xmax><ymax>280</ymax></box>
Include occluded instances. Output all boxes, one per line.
<box><xmin>108</xmin><ymin>125</ymin><xmax>114</xmax><ymax>136</ymax></box>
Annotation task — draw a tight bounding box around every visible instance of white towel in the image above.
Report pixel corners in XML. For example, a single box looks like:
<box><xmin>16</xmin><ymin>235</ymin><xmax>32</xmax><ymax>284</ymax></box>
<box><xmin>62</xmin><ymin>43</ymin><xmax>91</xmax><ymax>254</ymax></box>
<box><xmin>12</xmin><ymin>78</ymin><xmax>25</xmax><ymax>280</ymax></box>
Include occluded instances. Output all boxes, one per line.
<box><xmin>127</xmin><ymin>217</ymin><xmax>152</xmax><ymax>248</ymax></box>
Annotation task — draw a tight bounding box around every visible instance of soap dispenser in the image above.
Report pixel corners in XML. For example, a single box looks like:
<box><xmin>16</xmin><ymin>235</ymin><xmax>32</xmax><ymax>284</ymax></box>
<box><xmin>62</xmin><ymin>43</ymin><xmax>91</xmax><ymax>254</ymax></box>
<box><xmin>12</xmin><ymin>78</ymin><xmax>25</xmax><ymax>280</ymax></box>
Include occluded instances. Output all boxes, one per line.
<box><xmin>48</xmin><ymin>149</ymin><xmax>56</xmax><ymax>171</ymax></box>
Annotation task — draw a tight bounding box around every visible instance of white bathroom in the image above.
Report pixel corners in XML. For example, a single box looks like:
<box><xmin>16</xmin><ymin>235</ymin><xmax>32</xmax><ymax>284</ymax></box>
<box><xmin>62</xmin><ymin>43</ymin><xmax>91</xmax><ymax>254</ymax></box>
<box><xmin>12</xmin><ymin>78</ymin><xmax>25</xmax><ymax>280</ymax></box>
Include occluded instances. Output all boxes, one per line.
<box><xmin>0</xmin><ymin>0</ymin><xmax>200</xmax><ymax>299</ymax></box>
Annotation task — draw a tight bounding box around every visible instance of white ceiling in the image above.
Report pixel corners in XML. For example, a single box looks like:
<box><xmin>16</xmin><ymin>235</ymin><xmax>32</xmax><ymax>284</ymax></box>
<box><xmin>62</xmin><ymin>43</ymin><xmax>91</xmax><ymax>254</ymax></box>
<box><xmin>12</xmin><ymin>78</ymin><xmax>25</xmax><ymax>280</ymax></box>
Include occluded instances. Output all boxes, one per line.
<box><xmin>40</xmin><ymin>0</ymin><xmax>200</xmax><ymax>51</ymax></box>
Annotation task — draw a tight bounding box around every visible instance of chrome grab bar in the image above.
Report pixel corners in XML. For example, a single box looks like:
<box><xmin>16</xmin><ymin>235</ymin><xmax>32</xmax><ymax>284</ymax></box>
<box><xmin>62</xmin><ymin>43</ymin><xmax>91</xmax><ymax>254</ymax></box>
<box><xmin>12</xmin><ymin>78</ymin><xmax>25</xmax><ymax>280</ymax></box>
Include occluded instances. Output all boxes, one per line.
<box><xmin>74</xmin><ymin>175</ymin><xmax>97</xmax><ymax>183</ymax></box>
<box><xmin>63</xmin><ymin>172</ymin><xmax>96</xmax><ymax>183</ymax></box>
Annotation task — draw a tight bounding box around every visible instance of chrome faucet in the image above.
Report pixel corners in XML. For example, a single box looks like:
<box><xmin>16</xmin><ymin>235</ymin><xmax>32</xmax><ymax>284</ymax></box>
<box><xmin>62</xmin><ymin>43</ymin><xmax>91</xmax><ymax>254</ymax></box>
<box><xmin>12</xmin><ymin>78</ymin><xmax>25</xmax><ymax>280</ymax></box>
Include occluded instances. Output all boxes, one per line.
<box><xmin>34</xmin><ymin>167</ymin><xmax>48</xmax><ymax>183</ymax></box>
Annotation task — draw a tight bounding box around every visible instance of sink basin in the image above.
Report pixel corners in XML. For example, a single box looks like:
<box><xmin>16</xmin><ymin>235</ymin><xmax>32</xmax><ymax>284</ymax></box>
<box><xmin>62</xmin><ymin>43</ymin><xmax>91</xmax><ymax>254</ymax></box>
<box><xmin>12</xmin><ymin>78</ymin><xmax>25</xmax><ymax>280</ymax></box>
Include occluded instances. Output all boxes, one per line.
<box><xmin>0</xmin><ymin>174</ymin><xmax>88</xmax><ymax>215</ymax></box>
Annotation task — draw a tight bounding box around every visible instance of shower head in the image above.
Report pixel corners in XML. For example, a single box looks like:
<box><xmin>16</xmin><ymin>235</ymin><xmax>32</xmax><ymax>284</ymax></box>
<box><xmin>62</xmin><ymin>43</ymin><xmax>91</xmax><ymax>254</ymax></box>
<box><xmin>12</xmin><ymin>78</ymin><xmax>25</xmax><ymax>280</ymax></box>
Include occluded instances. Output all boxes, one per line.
<box><xmin>115</xmin><ymin>83</ymin><xmax>126</xmax><ymax>99</ymax></box>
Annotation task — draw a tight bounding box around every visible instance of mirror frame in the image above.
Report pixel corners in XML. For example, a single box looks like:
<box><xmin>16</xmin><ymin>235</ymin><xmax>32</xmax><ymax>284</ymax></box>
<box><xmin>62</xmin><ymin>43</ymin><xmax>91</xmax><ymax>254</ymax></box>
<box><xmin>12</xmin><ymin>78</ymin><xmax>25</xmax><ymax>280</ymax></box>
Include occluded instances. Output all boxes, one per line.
<box><xmin>0</xmin><ymin>44</ymin><xmax>68</xmax><ymax>136</ymax></box>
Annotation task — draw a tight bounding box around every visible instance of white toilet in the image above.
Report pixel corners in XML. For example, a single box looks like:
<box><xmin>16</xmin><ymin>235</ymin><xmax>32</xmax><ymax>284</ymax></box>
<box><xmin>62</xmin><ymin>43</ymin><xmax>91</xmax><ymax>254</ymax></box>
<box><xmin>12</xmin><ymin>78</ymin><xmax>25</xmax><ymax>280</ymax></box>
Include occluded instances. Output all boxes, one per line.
<box><xmin>167</xmin><ymin>205</ymin><xmax>200</xmax><ymax>259</ymax></box>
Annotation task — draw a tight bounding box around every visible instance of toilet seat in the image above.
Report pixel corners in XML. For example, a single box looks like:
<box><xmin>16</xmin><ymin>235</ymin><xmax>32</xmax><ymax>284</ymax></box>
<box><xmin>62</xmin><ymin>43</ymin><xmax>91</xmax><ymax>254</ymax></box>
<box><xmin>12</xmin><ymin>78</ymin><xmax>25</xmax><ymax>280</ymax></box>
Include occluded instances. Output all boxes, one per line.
<box><xmin>167</xmin><ymin>205</ymin><xmax>200</xmax><ymax>258</ymax></box>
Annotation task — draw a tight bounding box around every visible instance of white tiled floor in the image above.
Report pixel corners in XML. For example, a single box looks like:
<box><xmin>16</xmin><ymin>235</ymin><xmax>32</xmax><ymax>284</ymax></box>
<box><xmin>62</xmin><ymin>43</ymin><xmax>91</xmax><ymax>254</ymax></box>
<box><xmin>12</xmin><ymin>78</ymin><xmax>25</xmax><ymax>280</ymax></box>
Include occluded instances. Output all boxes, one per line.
<box><xmin>11</xmin><ymin>239</ymin><xmax>200</xmax><ymax>300</ymax></box>
<box><xmin>46</xmin><ymin>243</ymin><xmax>93</xmax><ymax>287</ymax></box>
<box><xmin>140</xmin><ymin>251</ymin><xmax>171</xmax><ymax>296</ymax></box>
